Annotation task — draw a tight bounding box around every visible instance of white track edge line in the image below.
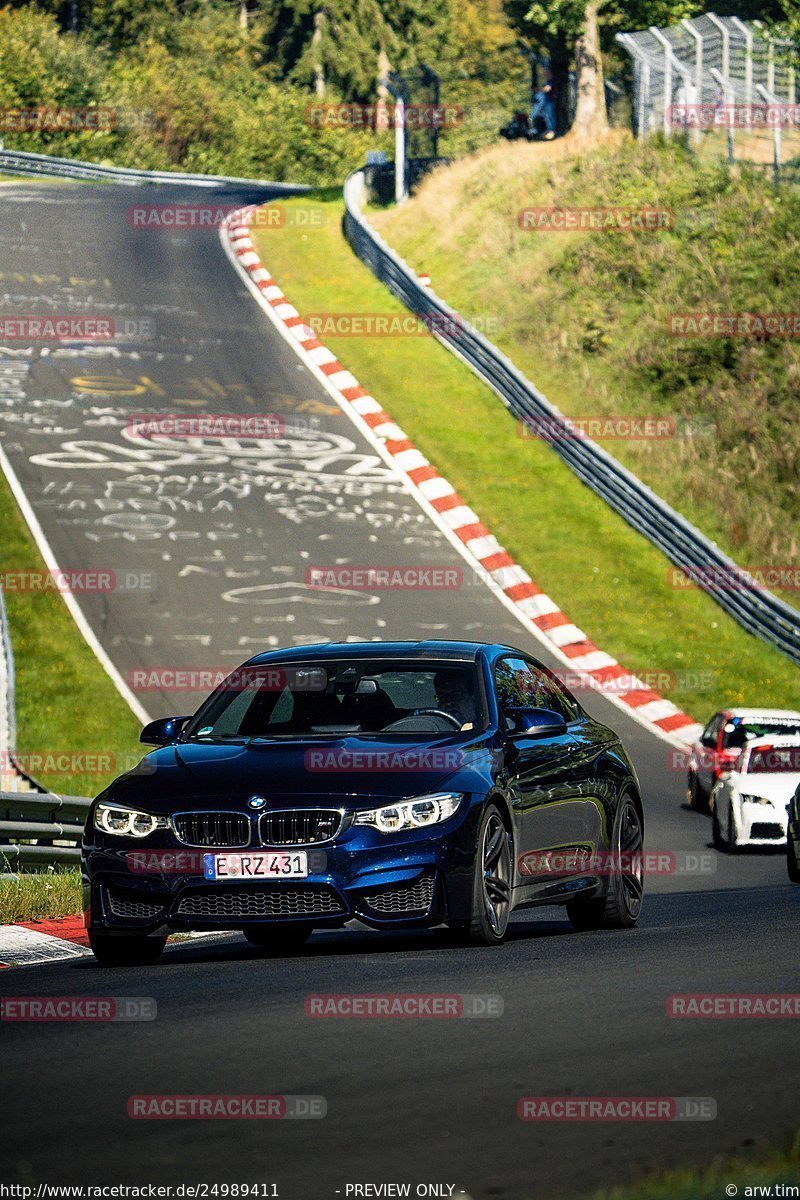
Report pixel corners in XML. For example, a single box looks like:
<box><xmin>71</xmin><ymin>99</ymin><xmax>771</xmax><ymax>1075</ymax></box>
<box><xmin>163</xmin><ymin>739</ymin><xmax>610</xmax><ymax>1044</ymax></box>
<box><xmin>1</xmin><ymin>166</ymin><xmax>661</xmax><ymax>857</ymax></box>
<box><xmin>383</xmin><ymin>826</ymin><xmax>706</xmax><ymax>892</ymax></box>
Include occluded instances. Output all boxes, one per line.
<box><xmin>0</xmin><ymin>442</ymin><xmax>151</xmax><ymax>726</ymax></box>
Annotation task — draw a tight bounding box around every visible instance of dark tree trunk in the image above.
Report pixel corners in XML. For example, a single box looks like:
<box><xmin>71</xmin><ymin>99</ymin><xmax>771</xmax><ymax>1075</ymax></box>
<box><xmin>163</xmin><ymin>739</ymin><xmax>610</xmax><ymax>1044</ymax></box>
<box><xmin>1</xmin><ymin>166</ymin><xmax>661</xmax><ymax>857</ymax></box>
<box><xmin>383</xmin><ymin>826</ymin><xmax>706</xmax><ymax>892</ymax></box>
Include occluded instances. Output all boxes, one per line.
<box><xmin>549</xmin><ymin>30</ymin><xmax>570</xmax><ymax>135</ymax></box>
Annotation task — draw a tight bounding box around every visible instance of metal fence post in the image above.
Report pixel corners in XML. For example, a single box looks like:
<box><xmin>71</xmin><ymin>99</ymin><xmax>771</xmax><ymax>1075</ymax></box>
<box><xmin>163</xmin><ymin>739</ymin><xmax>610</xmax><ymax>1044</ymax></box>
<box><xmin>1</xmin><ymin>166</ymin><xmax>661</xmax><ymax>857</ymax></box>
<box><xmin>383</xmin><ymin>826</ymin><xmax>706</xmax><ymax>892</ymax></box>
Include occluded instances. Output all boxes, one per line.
<box><xmin>681</xmin><ymin>19</ymin><xmax>704</xmax><ymax>147</ymax></box>
<box><xmin>757</xmin><ymin>82</ymin><xmax>781</xmax><ymax>190</ymax></box>
<box><xmin>710</xmin><ymin>69</ymin><xmax>736</xmax><ymax>165</ymax></box>
<box><xmin>383</xmin><ymin>77</ymin><xmax>408</xmax><ymax>204</ymax></box>
<box><xmin>395</xmin><ymin>98</ymin><xmax>407</xmax><ymax>203</ymax></box>
<box><xmin>707</xmin><ymin>13</ymin><xmax>730</xmax><ymax>82</ymax></box>
<box><xmin>649</xmin><ymin>27</ymin><xmax>673</xmax><ymax>136</ymax></box>
<box><xmin>650</xmin><ymin>27</ymin><xmax>694</xmax><ymax>140</ymax></box>
<box><xmin>731</xmin><ymin>17</ymin><xmax>753</xmax><ymax>111</ymax></box>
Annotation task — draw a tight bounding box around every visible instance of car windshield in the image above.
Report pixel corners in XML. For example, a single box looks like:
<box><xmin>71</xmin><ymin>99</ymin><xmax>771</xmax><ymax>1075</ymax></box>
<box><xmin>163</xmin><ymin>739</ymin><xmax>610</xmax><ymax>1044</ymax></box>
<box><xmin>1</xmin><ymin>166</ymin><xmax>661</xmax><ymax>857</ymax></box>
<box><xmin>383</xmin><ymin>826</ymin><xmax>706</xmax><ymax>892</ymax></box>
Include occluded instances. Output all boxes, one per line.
<box><xmin>183</xmin><ymin>660</ymin><xmax>486</xmax><ymax>741</ymax></box>
<box><xmin>721</xmin><ymin>718</ymin><xmax>800</xmax><ymax>749</ymax></box>
<box><xmin>746</xmin><ymin>745</ymin><xmax>800</xmax><ymax>774</ymax></box>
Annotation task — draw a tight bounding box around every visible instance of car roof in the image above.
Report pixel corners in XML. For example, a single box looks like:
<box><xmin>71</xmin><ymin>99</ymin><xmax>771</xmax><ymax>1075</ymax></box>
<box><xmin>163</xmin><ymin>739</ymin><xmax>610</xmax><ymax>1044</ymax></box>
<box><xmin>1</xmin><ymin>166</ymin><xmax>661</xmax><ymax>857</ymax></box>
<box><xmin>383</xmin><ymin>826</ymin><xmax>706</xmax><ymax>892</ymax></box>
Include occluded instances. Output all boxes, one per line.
<box><xmin>244</xmin><ymin>640</ymin><xmax>519</xmax><ymax>666</ymax></box>
<box><xmin>745</xmin><ymin>733</ymin><xmax>800</xmax><ymax>745</ymax></box>
<box><xmin>721</xmin><ymin>708</ymin><xmax>800</xmax><ymax>720</ymax></box>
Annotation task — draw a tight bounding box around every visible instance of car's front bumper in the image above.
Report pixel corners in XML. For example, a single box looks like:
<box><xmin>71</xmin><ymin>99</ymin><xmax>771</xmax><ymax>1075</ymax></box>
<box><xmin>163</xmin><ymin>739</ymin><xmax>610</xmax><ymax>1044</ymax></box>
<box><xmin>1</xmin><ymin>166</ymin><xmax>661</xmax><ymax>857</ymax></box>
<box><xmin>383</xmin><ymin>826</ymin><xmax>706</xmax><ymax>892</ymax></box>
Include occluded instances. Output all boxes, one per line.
<box><xmin>734</xmin><ymin>801</ymin><xmax>788</xmax><ymax>847</ymax></box>
<box><xmin>82</xmin><ymin>806</ymin><xmax>482</xmax><ymax>935</ymax></box>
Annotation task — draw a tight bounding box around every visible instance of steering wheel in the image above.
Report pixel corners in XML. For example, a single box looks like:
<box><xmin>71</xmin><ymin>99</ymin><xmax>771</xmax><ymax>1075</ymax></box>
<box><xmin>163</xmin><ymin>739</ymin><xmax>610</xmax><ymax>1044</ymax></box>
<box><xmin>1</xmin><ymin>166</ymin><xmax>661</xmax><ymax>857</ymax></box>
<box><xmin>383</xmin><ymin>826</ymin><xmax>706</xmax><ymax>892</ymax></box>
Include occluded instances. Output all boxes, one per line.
<box><xmin>384</xmin><ymin>708</ymin><xmax>462</xmax><ymax>732</ymax></box>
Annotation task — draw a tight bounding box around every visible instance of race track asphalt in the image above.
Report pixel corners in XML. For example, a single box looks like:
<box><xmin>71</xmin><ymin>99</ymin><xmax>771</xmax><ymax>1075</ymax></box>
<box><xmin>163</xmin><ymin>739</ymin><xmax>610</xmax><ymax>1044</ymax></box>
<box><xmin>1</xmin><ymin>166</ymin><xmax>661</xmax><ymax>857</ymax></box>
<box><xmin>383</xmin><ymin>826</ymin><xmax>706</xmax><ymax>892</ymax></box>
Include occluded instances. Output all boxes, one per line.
<box><xmin>0</xmin><ymin>179</ymin><xmax>797</xmax><ymax>1199</ymax></box>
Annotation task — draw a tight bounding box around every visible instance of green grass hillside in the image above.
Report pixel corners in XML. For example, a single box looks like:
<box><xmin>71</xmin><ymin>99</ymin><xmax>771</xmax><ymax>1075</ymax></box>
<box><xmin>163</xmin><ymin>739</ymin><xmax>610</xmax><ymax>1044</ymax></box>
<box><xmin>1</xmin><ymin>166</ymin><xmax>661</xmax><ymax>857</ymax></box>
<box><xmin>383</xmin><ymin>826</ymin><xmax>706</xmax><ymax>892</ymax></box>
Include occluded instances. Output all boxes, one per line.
<box><xmin>373</xmin><ymin>137</ymin><xmax>800</xmax><ymax>607</ymax></box>
<box><xmin>253</xmin><ymin>187</ymin><xmax>799</xmax><ymax>719</ymax></box>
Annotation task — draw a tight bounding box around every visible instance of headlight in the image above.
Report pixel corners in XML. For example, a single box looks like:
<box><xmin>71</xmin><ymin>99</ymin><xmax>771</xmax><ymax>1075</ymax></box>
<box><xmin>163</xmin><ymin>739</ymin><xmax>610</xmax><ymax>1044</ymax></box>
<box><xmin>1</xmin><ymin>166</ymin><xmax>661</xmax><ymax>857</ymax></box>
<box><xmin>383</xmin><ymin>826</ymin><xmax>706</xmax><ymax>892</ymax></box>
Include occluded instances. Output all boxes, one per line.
<box><xmin>94</xmin><ymin>803</ymin><xmax>169</xmax><ymax>838</ymax></box>
<box><xmin>354</xmin><ymin>793</ymin><xmax>463</xmax><ymax>834</ymax></box>
<box><xmin>738</xmin><ymin>794</ymin><xmax>772</xmax><ymax>806</ymax></box>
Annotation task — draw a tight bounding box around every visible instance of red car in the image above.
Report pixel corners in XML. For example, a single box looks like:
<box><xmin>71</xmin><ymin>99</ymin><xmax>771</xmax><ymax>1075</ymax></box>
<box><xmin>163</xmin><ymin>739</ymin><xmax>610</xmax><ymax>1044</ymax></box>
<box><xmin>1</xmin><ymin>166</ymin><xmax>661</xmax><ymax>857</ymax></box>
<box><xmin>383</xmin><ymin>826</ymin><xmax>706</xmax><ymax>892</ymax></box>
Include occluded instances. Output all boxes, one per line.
<box><xmin>687</xmin><ymin>707</ymin><xmax>800</xmax><ymax>810</ymax></box>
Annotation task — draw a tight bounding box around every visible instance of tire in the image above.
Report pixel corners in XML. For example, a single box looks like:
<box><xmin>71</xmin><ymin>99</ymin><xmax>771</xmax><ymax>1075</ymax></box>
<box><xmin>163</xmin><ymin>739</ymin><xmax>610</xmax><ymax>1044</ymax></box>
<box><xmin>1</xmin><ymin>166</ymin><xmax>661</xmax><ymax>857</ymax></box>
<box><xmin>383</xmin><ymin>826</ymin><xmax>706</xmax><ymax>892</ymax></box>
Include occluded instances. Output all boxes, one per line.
<box><xmin>467</xmin><ymin>803</ymin><xmax>512</xmax><ymax>945</ymax></box>
<box><xmin>787</xmin><ymin>835</ymin><xmax>800</xmax><ymax>884</ymax></box>
<box><xmin>242</xmin><ymin>924</ymin><xmax>312</xmax><ymax>951</ymax></box>
<box><xmin>725</xmin><ymin>804</ymin><xmax>739</xmax><ymax>854</ymax></box>
<box><xmin>687</xmin><ymin>771</ymin><xmax>704</xmax><ymax>810</ymax></box>
<box><xmin>89</xmin><ymin>931</ymin><xmax>166</xmax><ymax>966</ymax></box>
<box><xmin>567</xmin><ymin>795</ymin><xmax>643</xmax><ymax>932</ymax></box>
<box><xmin>711</xmin><ymin>803</ymin><xmax>725</xmax><ymax>851</ymax></box>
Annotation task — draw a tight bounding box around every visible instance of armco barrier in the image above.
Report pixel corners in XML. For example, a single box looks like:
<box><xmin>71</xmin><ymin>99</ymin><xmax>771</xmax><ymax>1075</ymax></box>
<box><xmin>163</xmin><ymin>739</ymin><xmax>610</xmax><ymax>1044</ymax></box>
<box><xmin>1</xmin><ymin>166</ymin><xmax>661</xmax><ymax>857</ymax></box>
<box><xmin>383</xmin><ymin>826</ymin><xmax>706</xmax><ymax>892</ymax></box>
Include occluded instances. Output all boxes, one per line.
<box><xmin>0</xmin><ymin>791</ymin><xmax>90</xmax><ymax>869</ymax></box>
<box><xmin>342</xmin><ymin>170</ymin><xmax>800</xmax><ymax>665</ymax></box>
<box><xmin>0</xmin><ymin>148</ymin><xmax>308</xmax><ymax>192</ymax></box>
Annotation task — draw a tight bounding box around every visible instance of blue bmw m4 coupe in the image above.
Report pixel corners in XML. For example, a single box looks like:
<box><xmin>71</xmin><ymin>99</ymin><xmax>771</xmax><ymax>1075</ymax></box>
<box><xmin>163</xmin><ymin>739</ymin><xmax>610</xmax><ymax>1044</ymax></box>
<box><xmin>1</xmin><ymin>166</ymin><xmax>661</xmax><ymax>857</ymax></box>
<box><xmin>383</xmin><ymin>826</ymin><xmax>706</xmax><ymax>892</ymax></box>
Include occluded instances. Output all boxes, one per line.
<box><xmin>82</xmin><ymin>640</ymin><xmax>644</xmax><ymax>964</ymax></box>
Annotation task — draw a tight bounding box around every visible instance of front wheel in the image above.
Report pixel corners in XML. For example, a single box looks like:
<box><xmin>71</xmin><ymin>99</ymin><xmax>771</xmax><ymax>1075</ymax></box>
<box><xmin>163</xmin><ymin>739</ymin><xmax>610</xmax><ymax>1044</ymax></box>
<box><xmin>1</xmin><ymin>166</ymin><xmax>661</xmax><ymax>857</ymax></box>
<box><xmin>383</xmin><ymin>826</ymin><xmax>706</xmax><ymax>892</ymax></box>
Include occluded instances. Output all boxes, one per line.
<box><xmin>242</xmin><ymin>924</ymin><xmax>312</xmax><ymax>952</ymax></box>
<box><xmin>687</xmin><ymin>771</ymin><xmax>704</xmax><ymax>810</ymax></box>
<box><xmin>567</xmin><ymin>795</ymin><xmax>643</xmax><ymax>932</ymax></box>
<box><xmin>787</xmin><ymin>834</ymin><xmax>800</xmax><ymax>884</ymax></box>
<box><xmin>467</xmin><ymin>804</ymin><xmax>512</xmax><ymax>945</ymax></box>
<box><xmin>89</xmin><ymin>931</ymin><xmax>166</xmax><ymax>966</ymax></box>
<box><xmin>723</xmin><ymin>800</ymin><xmax>739</xmax><ymax>854</ymax></box>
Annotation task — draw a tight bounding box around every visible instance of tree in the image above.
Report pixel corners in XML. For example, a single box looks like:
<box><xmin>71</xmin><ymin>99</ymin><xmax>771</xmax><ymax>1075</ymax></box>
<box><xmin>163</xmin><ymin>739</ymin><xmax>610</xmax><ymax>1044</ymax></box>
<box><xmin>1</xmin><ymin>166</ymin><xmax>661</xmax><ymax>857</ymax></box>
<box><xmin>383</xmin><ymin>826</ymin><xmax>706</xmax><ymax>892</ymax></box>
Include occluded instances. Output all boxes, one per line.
<box><xmin>260</xmin><ymin>0</ymin><xmax>453</xmax><ymax>100</ymax></box>
<box><xmin>505</xmin><ymin>0</ymin><xmax>706</xmax><ymax>140</ymax></box>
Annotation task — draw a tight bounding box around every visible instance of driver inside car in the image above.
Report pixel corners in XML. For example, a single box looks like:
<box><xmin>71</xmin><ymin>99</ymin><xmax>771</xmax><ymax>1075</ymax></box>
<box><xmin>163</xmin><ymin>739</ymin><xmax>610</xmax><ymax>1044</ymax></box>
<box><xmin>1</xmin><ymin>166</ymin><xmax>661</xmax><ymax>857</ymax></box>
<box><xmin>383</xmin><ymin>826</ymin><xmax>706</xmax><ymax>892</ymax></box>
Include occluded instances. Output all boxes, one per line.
<box><xmin>433</xmin><ymin>669</ymin><xmax>478</xmax><ymax>731</ymax></box>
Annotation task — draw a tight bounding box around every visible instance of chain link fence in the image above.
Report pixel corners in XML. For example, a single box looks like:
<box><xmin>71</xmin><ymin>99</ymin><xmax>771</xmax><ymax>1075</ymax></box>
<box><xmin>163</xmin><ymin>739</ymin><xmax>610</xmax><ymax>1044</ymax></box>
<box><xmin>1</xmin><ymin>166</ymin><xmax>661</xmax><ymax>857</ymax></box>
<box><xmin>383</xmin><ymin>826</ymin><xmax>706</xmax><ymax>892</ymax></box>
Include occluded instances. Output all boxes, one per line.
<box><xmin>617</xmin><ymin>14</ymin><xmax>800</xmax><ymax>187</ymax></box>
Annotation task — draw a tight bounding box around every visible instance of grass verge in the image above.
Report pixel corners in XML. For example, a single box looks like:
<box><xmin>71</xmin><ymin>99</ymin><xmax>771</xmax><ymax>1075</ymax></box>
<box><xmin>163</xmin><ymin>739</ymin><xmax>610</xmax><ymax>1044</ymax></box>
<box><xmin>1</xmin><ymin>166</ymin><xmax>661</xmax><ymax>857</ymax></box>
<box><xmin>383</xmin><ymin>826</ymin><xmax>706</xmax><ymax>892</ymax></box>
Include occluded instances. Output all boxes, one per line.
<box><xmin>253</xmin><ymin>191</ymin><xmax>799</xmax><ymax>718</ymax></box>
<box><xmin>589</xmin><ymin>1132</ymin><xmax>800</xmax><ymax>1200</ymax></box>
<box><xmin>0</xmin><ymin>466</ymin><xmax>143</xmax><ymax>796</ymax></box>
<box><xmin>373</xmin><ymin>137</ymin><xmax>800</xmax><ymax>606</ymax></box>
<box><xmin>0</xmin><ymin>867</ymin><xmax>82</xmax><ymax>923</ymax></box>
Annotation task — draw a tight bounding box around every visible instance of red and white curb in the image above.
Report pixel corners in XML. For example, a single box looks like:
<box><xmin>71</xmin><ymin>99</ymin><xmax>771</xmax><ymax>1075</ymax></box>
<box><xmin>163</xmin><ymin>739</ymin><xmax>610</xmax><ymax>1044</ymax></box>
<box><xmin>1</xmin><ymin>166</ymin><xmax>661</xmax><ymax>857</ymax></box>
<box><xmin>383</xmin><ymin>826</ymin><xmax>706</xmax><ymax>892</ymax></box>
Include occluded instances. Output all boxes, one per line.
<box><xmin>0</xmin><ymin>918</ymin><xmax>229</xmax><ymax>969</ymax></box>
<box><xmin>221</xmin><ymin>207</ymin><xmax>702</xmax><ymax>749</ymax></box>
<box><xmin>0</xmin><ymin>917</ymin><xmax>91</xmax><ymax>968</ymax></box>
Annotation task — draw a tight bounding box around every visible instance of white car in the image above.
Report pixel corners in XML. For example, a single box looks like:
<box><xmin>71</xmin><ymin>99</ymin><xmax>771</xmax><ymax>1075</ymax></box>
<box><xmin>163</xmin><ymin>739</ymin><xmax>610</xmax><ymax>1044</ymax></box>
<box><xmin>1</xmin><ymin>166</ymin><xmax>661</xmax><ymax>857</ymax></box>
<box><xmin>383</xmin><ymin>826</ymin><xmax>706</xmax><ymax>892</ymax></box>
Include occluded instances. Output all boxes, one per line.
<box><xmin>688</xmin><ymin>707</ymin><xmax>800</xmax><ymax>809</ymax></box>
<box><xmin>711</xmin><ymin>735</ymin><xmax>800</xmax><ymax>852</ymax></box>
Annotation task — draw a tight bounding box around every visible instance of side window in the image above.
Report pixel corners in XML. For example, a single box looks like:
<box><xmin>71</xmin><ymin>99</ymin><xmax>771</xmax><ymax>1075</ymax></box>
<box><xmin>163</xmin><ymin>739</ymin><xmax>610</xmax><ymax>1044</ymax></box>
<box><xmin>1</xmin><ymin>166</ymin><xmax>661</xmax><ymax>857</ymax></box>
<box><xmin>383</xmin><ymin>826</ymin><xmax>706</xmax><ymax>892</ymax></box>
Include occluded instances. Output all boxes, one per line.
<box><xmin>534</xmin><ymin>665</ymin><xmax>580</xmax><ymax>722</ymax></box>
<box><xmin>495</xmin><ymin>658</ymin><xmax>538</xmax><ymax>711</ymax></box>
<box><xmin>495</xmin><ymin>658</ymin><xmax>576</xmax><ymax>721</ymax></box>
<box><xmin>701</xmin><ymin>713</ymin><xmax>723</xmax><ymax>746</ymax></box>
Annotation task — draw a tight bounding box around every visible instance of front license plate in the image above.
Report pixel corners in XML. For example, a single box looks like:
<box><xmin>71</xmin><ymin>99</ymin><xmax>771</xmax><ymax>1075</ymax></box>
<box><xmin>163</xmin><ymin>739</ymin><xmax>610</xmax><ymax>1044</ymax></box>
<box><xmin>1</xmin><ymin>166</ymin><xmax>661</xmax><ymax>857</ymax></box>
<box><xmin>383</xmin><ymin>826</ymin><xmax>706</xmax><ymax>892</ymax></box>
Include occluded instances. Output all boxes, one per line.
<box><xmin>203</xmin><ymin>851</ymin><xmax>308</xmax><ymax>880</ymax></box>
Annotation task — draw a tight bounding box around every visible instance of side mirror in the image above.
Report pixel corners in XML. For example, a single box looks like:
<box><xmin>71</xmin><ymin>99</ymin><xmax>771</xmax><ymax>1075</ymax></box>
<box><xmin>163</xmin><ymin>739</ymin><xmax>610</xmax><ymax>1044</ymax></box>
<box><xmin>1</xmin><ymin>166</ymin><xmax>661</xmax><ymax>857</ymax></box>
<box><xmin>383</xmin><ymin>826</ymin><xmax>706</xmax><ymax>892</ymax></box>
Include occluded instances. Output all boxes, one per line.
<box><xmin>140</xmin><ymin>716</ymin><xmax>191</xmax><ymax>746</ymax></box>
<box><xmin>505</xmin><ymin>707</ymin><xmax>567</xmax><ymax>738</ymax></box>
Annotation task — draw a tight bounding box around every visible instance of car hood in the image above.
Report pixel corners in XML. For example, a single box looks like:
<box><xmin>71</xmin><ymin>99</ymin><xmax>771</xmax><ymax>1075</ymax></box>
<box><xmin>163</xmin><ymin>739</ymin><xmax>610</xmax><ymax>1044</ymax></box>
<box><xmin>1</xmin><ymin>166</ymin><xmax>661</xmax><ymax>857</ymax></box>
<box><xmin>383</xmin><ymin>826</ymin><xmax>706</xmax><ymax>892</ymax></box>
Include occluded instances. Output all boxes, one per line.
<box><xmin>99</xmin><ymin>734</ymin><xmax>498</xmax><ymax>813</ymax></box>
<box><xmin>731</xmin><ymin>772</ymin><xmax>800</xmax><ymax>804</ymax></box>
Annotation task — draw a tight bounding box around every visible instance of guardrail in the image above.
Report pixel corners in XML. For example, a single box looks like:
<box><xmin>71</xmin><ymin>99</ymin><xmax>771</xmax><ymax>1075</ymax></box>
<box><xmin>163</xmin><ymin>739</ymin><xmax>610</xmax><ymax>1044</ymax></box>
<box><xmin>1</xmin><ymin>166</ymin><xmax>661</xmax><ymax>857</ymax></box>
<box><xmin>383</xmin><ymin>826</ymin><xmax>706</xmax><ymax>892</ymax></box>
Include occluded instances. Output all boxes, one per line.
<box><xmin>342</xmin><ymin>170</ymin><xmax>800</xmax><ymax>665</ymax></box>
<box><xmin>0</xmin><ymin>791</ymin><xmax>90</xmax><ymax>868</ymax></box>
<box><xmin>0</xmin><ymin>585</ymin><xmax>16</xmax><ymax>792</ymax></box>
<box><xmin>0</xmin><ymin>148</ymin><xmax>309</xmax><ymax>191</ymax></box>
